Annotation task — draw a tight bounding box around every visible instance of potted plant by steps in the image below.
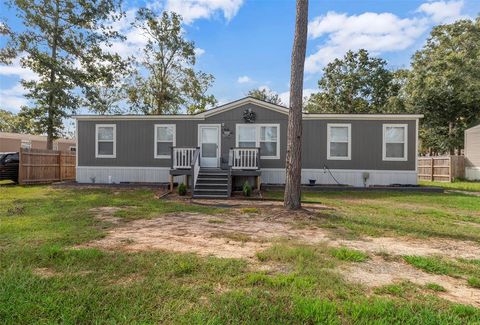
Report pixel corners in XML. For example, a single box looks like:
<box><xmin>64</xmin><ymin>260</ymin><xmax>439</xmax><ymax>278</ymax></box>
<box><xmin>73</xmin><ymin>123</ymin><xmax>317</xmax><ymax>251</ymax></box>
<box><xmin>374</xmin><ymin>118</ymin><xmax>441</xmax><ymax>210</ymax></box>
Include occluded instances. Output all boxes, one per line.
<box><xmin>243</xmin><ymin>181</ymin><xmax>252</xmax><ymax>197</ymax></box>
<box><xmin>178</xmin><ymin>183</ymin><xmax>187</xmax><ymax>196</ymax></box>
<box><xmin>309</xmin><ymin>179</ymin><xmax>316</xmax><ymax>186</ymax></box>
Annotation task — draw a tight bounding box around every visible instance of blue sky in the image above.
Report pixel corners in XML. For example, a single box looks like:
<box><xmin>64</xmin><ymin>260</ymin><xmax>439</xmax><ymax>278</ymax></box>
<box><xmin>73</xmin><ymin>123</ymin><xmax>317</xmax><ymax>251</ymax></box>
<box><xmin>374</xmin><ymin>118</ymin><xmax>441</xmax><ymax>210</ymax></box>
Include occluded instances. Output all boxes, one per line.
<box><xmin>1</xmin><ymin>0</ymin><xmax>479</xmax><ymax>113</ymax></box>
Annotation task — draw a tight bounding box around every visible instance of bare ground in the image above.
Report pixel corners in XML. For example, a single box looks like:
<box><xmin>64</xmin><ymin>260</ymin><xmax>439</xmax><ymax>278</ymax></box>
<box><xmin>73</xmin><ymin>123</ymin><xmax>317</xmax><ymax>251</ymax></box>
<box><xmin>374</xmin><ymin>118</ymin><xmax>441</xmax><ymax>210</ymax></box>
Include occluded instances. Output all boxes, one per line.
<box><xmin>82</xmin><ymin>203</ymin><xmax>480</xmax><ymax>307</ymax></box>
<box><xmin>342</xmin><ymin>256</ymin><xmax>480</xmax><ymax>308</ymax></box>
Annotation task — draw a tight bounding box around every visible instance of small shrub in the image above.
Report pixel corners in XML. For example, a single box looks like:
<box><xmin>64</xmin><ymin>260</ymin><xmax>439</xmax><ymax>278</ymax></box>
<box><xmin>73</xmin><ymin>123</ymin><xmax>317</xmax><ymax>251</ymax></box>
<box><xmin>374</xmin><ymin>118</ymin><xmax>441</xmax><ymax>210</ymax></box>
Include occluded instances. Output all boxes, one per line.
<box><xmin>468</xmin><ymin>277</ymin><xmax>480</xmax><ymax>288</ymax></box>
<box><xmin>242</xmin><ymin>181</ymin><xmax>252</xmax><ymax>197</ymax></box>
<box><xmin>330</xmin><ymin>247</ymin><xmax>368</xmax><ymax>262</ymax></box>
<box><xmin>178</xmin><ymin>183</ymin><xmax>187</xmax><ymax>196</ymax></box>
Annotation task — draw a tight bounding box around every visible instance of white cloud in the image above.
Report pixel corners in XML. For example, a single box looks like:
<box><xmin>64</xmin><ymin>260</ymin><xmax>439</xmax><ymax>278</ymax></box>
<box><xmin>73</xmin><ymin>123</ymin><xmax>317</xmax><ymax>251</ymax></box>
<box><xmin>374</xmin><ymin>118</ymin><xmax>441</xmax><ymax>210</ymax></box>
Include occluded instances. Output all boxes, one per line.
<box><xmin>306</xmin><ymin>11</ymin><xmax>428</xmax><ymax>73</ymax></box>
<box><xmin>305</xmin><ymin>0</ymin><xmax>467</xmax><ymax>74</ymax></box>
<box><xmin>237</xmin><ymin>75</ymin><xmax>252</xmax><ymax>84</ymax></box>
<box><xmin>278</xmin><ymin>88</ymin><xmax>316</xmax><ymax>107</ymax></box>
<box><xmin>194</xmin><ymin>48</ymin><xmax>206</xmax><ymax>56</ymax></box>
<box><xmin>0</xmin><ymin>56</ymin><xmax>38</xmax><ymax>81</ymax></box>
<box><xmin>165</xmin><ymin>0</ymin><xmax>244</xmax><ymax>24</ymax></box>
<box><xmin>0</xmin><ymin>84</ymin><xmax>28</xmax><ymax>112</ymax></box>
<box><xmin>417</xmin><ymin>0</ymin><xmax>467</xmax><ymax>23</ymax></box>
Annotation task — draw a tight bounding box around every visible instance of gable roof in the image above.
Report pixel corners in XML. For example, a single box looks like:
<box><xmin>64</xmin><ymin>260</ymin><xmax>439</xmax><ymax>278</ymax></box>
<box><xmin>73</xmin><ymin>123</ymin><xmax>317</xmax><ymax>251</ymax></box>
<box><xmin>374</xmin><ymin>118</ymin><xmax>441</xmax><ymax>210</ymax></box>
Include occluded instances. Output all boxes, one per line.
<box><xmin>74</xmin><ymin>96</ymin><xmax>423</xmax><ymax>121</ymax></box>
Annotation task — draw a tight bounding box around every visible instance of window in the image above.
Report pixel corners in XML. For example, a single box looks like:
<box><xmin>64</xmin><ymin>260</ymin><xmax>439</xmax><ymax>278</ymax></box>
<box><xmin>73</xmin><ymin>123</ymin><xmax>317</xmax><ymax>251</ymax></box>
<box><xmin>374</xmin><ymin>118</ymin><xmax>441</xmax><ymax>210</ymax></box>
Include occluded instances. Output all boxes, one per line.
<box><xmin>69</xmin><ymin>146</ymin><xmax>76</xmax><ymax>152</ymax></box>
<box><xmin>237</xmin><ymin>125</ymin><xmax>256</xmax><ymax>148</ymax></box>
<box><xmin>383</xmin><ymin>124</ymin><xmax>408</xmax><ymax>161</ymax></box>
<box><xmin>53</xmin><ymin>142</ymin><xmax>59</xmax><ymax>151</ymax></box>
<box><xmin>95</xmin><ymin>124</ymin><xmax>116</xmax><ymax>158</ymax></box>
<box><xmin>21</xmin><ymin>140</ymin><xmax>31</xmax><ymax>149</ymax></box>
<box><xmin>327</xmin><ymin>124</ymin><xmax>351</xmax><ymax>160</ymax></box>
<box><xmin>155</xmin><ymin>124</ymin><xmax>176</xmax><ymax>158</ymax></box>
<box><xmin>260</xmin><ymin>126</ymin><xmax>278</xmax><ymax>157</ymax></box>
<box><xmin>236</xmin><ymin>124</ymin><xmax>280</xmax><ymax>159</ymax></box>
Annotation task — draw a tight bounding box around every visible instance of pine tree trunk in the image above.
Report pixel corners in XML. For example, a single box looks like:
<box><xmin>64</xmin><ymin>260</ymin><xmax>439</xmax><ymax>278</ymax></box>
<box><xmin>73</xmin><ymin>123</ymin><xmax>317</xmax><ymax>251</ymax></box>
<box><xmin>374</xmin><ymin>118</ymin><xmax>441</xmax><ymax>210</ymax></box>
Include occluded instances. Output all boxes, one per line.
<box><xmin>46</xmin><ymin>0</ymin><xmax>60</xmax><ymax>150</ymax></box>
<box><xmin>284</xmin><ymin>0</ymin><xmax>308</xmax><ymax>210</ymax></box>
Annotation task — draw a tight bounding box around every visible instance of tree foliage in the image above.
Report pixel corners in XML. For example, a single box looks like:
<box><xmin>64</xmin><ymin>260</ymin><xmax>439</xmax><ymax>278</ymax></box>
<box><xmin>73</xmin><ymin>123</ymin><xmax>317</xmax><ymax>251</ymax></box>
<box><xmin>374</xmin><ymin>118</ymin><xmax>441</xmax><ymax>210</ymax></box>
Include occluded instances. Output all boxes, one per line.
<box><xmin>7</xmin><ymin>0</ymin><xmax>127</xmax><ymax>148</ymax></box>
<box><xmin>0</xmin><ymin>21</ymin><xmax>16</xmax><ymax>64</ymax></box>
<box><xmin>247</xmin><ymin>88</ymin><xmax>284</xmax><ymax>105</ymax></box>
<box><xmin>0</xmin><ymin>109</ymin><xmax>36</xmax><ymax>134</ymax></box>
<box><xmin>128</xmin><ymin>10</ymin><xmax>216</xmax><ymax>115</ymax></box>
<box><xmin>306</xmin><ymin>49</ymin><xmax>402</xmax><ymax>114</ymax></box>
<box><xmin>405</xmin><ymin>18</ymin><xmax>480</xmax><ymax>154</ymax></box>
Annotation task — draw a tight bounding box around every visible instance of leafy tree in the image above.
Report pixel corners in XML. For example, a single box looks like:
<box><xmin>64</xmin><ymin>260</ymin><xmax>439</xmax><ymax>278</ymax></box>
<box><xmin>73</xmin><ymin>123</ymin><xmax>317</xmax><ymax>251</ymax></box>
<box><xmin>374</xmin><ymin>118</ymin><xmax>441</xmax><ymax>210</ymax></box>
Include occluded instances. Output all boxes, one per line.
<box><xmin>128</xmin><ymin>9</ymin><xmax>216</xmax><ymax>115</ymax></box>
<box><xmin>0</xmin><ymin>109</ymin><xmax>36</xmax><ymax>134</ymax></box>
<box><xmin>306</xmin><ymin>49</ymin><xmax>401</xmax><ymax>114</ymax></box>
<box><xmin>285</xmin><ymin>0</ymin><xmax>308</xmax><ymax>210</ymax></box>
<box><xmin>405</xmin><ymin>18</ymin><xmax>480</xmax><ymax>154</ymax></box>
<box><xmin>247</xmin><ymin>88</ymin><xmax>284</xmax><ymax>105</ymax></box>
<box><xmin>0</xmin><ymin>21</ymin><xmax>16</xmax><ymax>64</ymax></box>
<box><xmin>7</xmin><ymin>0</ymin><xmax>127</xmax><ymax>149</ymax></box>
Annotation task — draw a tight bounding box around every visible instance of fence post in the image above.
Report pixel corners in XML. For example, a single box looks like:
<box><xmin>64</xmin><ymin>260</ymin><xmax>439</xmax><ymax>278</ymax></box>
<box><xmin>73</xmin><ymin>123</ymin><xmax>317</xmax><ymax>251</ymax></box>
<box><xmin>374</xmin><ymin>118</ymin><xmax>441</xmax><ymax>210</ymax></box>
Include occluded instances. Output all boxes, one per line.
<box><xmin>430</xmin><ymin>157</ymin><xmax>434</xmax><ymax>181</ymax></box>
<box><xmin>18</xmin><ymin>148</ymin><xmax>24</xmax><ymax>185</ymax></box>
<box><xmin>449</xmin><ymin>156</ymin><xmax>452</xmax><ymax>182</ymax></box>
<box><xmin>59</xmin><ymin>151</ymin><xmax>63</xmax><ymax>181</ymax></box>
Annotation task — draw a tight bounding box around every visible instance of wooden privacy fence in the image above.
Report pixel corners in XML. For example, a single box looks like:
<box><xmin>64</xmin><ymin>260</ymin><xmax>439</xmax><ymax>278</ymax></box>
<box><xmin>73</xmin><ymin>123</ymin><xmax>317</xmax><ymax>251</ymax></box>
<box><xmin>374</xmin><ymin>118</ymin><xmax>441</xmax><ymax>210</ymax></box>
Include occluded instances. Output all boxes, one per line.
<box><xmin>19</xmin><ymin>148</ymin><xmax>76</xmax><ymax>184</ymax></box>
<box><xmin>418</xmin><ymin>155</ymin><xmax>464</xmax><ymax>182</ymax></box>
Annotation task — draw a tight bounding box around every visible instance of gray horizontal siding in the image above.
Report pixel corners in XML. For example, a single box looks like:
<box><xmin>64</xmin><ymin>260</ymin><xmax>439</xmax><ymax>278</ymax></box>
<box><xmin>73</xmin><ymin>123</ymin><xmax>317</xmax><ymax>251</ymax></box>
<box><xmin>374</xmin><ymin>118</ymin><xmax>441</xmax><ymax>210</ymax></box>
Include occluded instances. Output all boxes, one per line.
<box><xmin>78</xmin><ymin>103</ymin><xmax>417</xmax><ymax>171</ymax></box>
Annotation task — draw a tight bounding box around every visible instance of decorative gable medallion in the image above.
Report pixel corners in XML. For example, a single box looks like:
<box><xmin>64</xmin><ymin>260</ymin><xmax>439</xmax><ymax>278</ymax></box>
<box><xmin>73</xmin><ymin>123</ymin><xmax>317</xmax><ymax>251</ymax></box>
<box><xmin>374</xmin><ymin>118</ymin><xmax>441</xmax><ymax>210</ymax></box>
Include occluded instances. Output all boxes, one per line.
<box><xmin>243</xmin><ymin>108</ymin><xmax>256</xmax><ymax>123</ymax></box>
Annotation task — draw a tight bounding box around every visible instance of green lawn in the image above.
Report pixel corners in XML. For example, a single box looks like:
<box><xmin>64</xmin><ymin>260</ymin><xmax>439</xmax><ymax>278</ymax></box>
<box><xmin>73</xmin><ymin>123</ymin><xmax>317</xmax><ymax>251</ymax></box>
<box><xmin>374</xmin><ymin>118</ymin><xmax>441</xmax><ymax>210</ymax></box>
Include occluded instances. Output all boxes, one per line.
<box><xmin>420</xmin><ymin>180</ymin><xmax>480</xmax><ymax>192</ymax></box>
<box><xmin>2</xmin><ymin>186</ymin><xmax>480</xmax><ymax>323</ymax></box>
<box><xmin>264</xmin><ymin>190</ymin><xmax>480</xmax><ymax>241</ymax></box>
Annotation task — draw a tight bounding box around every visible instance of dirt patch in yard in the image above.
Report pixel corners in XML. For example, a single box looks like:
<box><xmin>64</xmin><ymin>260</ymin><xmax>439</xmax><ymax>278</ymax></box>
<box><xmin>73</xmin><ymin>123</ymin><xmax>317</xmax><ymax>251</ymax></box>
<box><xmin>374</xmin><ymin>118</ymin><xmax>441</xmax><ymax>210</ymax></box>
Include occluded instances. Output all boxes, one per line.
<box><xmin>342</xmin><ymin>256</ymin><xmax>480</xmax><ymax>308</ymax></box>
<box><xmin>90</xmin><ymin>206</ymin><xmax>136</xmax><ymax>224</ymax></box>
<box><xmin>83</xmin><ymin>205</ymin><xmax>480</xmax><ymax>262</ymax></box>
<box><xmin>82</xmin><ymin>212</ymin><xmax>316</xmax><ymax>259</ymax></box>
<box><xmin>334</xmin><ymin>236</ymin><xmax>480</xmax><ymax>260</ymax></box>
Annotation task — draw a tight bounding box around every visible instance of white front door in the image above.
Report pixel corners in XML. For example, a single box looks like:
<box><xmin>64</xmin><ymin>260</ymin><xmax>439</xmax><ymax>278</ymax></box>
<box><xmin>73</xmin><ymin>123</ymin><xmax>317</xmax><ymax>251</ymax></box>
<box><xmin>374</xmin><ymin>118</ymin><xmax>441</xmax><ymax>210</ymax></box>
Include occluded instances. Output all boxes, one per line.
<box><xmin>198</xmin><ymin>125</ymin><xmax>220</xmax><ymax>167</ymax></box>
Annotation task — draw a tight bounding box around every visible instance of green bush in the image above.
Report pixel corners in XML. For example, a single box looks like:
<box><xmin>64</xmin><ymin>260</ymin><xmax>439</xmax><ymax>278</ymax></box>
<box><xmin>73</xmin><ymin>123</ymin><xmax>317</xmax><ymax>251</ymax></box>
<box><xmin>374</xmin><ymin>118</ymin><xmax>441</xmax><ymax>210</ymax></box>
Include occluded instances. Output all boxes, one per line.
<box><xmin>178</xmin><ymin>182</ymin><xmax>187</xmax><ymax>196</ymax></box>
<box><xmin>242</xmin><ymin>181</ymin><xmax>252</xmax><ymax>197</ymax></box>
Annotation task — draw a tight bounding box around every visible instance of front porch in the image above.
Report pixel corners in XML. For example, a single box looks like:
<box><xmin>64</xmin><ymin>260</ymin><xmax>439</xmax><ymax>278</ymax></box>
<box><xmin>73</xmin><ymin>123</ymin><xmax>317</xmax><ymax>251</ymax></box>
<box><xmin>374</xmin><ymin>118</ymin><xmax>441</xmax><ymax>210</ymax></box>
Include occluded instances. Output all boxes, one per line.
<box><xmin>169</xmin><ymin>147</ymin><xmax>262</xmax><ymax>198</ymax></box>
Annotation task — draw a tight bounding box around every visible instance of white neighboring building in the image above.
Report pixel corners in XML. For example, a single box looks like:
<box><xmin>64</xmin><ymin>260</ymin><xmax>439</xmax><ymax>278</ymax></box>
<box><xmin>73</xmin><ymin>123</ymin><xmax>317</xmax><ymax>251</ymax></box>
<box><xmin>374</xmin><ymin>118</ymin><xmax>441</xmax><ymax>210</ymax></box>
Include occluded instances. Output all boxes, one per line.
<box><xmin>465</xmin><ymin>124</ymin><xmax>480</xmax><ymax>180</ymax></box>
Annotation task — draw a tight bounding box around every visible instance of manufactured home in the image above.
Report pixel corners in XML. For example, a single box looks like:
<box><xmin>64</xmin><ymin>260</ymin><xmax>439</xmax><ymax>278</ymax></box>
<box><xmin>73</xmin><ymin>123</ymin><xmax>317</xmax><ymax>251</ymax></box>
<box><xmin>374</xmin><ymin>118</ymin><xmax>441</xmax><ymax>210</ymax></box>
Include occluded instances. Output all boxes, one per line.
<box><xmin>74</xmin><ymin>97</ymin><xmax>422</xmax><ymax>197</ymax></box>
<box><xmin>465</xmin><ymin>124</ymin><xmax>480</xmax><ymax>180</ymax></box>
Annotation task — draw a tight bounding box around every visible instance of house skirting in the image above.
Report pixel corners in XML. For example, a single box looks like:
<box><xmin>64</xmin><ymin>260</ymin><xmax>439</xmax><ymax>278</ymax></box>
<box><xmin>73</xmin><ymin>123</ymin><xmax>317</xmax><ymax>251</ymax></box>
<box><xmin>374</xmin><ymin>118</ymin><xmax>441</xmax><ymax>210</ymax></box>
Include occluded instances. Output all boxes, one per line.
<box><xmin>262</xmin><ymin>168</ymin><xmax>417</xmax><ymax>187</ymax></box>
<box><xmin>77</xmin><ymin>166</ymin><xmax>177</xmax><ymax>184</ymax></box>
<box><xmin>77</xmin><ymin>166</ymin><xmax>417</xmax><ymax>187</ymax></box>
<box><xmin>466</xmin><ymin>167</ymin><xmax>480</xmax><ymax>181</ymax></box>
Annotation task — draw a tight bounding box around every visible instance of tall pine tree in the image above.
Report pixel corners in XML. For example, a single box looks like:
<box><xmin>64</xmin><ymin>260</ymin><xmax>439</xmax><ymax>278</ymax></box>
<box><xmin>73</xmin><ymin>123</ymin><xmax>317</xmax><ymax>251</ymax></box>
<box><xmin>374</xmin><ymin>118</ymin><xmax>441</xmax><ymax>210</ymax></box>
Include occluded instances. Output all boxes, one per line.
<box><xmin>8</xmin><ymin>0</ymin><xmax>127</xmax><ymax>148</ymax></box>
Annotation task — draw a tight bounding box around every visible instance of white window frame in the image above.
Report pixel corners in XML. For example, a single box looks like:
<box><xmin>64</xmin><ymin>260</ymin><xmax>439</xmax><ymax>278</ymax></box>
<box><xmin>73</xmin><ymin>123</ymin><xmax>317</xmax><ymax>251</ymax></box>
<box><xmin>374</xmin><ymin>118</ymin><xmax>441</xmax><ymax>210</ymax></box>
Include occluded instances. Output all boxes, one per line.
<box><xmin>53</xmin><ymin>142</ymin><xmax>59</xmax><ymax>151</ymax></box>
<box><xmin>95</xmin><ymin>124</ymin><xmax>116</xmax><ymax>158</ymax></box>
<box><xmin>383</xmin><ymin>124</ymin><xmax>408</xmax><ymax>161</ymax></box>
<box><xmin>154</xmin><ymin>124</ymin><xmax>176</xmax><ymax>159</ymax></box>
<box><xmin>327</xmin><ymin>123</ymin><xmax>351</xmax><ymax>160</ymax></box>
<box><xmin>235</xmin><ymin>123</ymin><xmax>280</xmax><ymax>159</ymax></box>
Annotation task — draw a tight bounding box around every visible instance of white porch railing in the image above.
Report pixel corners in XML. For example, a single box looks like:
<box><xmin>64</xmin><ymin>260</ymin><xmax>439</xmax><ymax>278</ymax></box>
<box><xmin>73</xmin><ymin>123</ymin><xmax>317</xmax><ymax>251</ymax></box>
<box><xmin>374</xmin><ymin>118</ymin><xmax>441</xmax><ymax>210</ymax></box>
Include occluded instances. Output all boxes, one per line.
<box><xmin>191</xmin><ymin>149</ymin><xmax>200</xmax><ymax>195</ymax></box>
<box><xmin>172</xmin><ymin>147</ymin><xmax>197</xmax><ymax>169</ymax></box>
<box><xmin>229</xmin><ymin>147</ymin><xmax>260</xmax><ymax>170</ymax></box>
